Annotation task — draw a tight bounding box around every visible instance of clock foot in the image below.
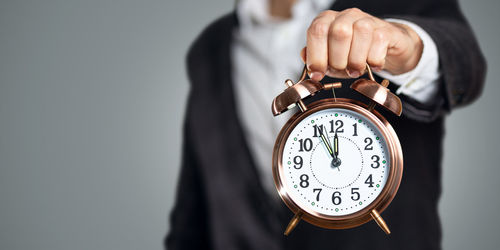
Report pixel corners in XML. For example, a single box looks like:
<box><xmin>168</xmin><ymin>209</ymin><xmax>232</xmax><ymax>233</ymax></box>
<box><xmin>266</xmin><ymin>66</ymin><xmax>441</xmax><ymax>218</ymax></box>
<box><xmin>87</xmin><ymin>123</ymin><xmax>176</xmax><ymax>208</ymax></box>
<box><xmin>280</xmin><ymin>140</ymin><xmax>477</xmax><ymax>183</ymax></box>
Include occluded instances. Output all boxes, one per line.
<box><xmin>284</xmin><ymin>212</ymin><xmax>302</xmax><ymax>236</ymax></box>
<box><xmin>370</xmin><ymin>209</ymin><xmax>391</xmax><ymax>235</ymax></box>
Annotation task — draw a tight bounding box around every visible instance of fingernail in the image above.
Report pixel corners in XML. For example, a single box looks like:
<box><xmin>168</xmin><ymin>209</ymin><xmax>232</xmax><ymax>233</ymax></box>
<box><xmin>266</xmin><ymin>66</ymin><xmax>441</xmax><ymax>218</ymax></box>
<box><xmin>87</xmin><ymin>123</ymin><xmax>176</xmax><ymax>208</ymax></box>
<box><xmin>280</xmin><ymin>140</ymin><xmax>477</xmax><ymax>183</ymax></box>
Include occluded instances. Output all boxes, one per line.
<box><xmin>310</xmin><ymin>72</ymin><xmax>324</xmax><ymax>81</ymax></box>
<box><xmin>346</xmin><ymin>69</ymin><xmax>361</xmax><ymax>78</ymax></box>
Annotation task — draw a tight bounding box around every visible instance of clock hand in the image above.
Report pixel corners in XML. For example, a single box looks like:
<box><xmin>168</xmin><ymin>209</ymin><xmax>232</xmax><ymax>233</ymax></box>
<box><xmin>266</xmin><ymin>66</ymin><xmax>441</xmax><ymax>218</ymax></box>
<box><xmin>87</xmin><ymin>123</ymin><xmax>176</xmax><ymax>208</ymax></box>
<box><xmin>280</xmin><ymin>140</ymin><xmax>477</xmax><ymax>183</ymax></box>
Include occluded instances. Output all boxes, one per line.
<box><xmin>319</xmin><ymin>125</ymin><xmax>334</xmax><ymax>158</ymax></box>
<box><xmin>327</xmin><ymin>127</ymin><xmax>341</xmax><ymax>170</ymax></box>
<box><xmin>334</xmin><ymin>131</ymin><xmax>339</xmax><ymax>157</ymax></box>
<box><xmin>319</xmin><ymin>125</ymin><xmax>341</xmax><ymax>171</ymax></box>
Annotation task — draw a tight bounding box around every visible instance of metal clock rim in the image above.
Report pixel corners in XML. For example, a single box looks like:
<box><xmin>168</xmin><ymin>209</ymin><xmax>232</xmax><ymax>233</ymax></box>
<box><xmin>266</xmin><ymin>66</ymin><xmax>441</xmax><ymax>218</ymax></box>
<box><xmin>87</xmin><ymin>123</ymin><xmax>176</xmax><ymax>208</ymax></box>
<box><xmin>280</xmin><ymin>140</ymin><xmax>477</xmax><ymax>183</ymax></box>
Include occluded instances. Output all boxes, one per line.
<box><xmin>272</xmin><ymin>98</ymin><xmax>404</xmax><ymax>229</ymax></box>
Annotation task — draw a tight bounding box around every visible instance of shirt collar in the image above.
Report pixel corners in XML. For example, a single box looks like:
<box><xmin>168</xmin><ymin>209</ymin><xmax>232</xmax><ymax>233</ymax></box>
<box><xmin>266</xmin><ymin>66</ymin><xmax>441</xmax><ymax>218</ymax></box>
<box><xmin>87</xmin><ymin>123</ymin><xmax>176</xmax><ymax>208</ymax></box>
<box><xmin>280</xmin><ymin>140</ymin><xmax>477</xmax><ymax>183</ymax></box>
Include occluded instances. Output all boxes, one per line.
<box><xmin>236</xmin><ymin>0</ymin><xmax>334</xmax><ymax>28</ymax></box>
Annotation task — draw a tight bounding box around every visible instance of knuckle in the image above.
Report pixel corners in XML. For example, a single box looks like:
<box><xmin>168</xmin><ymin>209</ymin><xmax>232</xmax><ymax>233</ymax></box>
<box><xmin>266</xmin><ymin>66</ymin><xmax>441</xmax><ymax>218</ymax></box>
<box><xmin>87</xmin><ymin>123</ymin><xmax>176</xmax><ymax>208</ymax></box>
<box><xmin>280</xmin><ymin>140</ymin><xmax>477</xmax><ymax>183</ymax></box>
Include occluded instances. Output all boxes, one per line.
<box><xmin>331</xmin><ymin>23</ymin><xmax>352</xmax><ymax>40</ymax></box>
<box><xmin>346</xmin><ymin>7</ymin><xmax>361</xmax><ymax>14</ymax></box>
<box><xmin>318</xmin><ymin>10</ymin><xmax>336</xmax><ymax>18</ymax></box>
<box><xmin>308</xmin><ymin>21</ymin><xmax>330</xmax><ymax>38</ymax></box>
<box><xmin>353</xmin><ymin>18</ymin><xmax>373</xmax><ymax>33</ymax></box>
<box><xmin>372</xmin><ymin>29</ymin><xmax>387</xmax><ymax>42</ymax></box>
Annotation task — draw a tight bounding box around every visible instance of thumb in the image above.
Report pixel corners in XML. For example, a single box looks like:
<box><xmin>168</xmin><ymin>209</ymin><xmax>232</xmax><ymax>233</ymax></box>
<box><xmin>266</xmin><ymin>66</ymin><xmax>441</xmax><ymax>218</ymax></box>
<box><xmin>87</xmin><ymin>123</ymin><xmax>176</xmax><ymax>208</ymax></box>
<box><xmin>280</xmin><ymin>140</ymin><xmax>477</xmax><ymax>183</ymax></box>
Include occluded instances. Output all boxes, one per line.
<box><xmin>300</xmin><ymin>47</ymin><xmax>307</xmax><ymax>63</ymax></box>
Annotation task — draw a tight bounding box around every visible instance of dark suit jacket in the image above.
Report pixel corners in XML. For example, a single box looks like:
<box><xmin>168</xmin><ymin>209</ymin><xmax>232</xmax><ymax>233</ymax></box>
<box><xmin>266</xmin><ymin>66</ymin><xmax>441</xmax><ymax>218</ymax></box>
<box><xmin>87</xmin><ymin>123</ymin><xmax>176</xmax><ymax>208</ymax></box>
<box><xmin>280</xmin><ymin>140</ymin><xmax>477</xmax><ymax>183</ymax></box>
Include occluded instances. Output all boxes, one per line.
<box><xmin>166</xmin><ymin>0</ymin><xmax>486</xmax><ymax>249</ymax></box>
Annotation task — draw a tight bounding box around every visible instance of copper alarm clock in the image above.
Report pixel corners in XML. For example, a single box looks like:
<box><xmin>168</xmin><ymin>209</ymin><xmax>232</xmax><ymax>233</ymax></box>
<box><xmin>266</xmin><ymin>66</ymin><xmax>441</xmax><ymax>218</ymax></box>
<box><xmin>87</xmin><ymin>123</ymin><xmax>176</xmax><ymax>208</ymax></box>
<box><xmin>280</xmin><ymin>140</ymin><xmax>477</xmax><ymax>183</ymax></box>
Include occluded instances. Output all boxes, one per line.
<box><xmin>271</xmin><ymin>65</ymin><xmax>403</xmax><ymax>235</ymax></box>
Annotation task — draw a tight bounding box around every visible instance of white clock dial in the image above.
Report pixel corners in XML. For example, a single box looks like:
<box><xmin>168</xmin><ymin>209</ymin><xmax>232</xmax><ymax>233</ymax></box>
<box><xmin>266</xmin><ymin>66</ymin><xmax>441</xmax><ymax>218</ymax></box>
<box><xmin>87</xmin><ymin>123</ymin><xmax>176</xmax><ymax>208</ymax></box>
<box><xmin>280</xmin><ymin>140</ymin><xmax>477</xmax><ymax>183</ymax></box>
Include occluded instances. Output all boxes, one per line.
<box><xmin>282</xmin><ymin>108</ymin><xmax>390</xmax><ymax>216</ymax></box>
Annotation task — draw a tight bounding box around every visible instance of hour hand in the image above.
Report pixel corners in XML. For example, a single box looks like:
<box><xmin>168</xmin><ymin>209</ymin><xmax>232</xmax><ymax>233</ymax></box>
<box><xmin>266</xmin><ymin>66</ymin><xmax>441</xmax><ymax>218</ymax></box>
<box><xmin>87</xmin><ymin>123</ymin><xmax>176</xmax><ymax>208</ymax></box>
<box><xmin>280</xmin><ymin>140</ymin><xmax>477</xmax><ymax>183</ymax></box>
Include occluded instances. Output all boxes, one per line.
<box><xmin>319</xmin><ymin>125</ymin><xmax>334</xmax><ymax>157</ymax></box>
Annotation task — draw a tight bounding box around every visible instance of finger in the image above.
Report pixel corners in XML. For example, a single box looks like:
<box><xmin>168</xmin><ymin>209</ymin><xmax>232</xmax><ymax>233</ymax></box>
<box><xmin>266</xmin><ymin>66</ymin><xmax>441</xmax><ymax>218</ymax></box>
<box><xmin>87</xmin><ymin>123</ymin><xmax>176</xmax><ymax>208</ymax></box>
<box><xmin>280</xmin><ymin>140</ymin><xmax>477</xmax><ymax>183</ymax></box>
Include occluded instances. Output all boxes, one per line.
<box><xmin>327</xmin><ymin>9</ymin><xmax>363</xmax><ymax>71</ymax></box>
<box><xmin>367</xmin><ymin>27</ymin><xmax>391</xmax><ymax>70</ymax></box>
<box><xmin>301</xmin><ymin>47</ymin><xmax>352</xmax><ymax>78</ymax></box>
<box><xmin>325</xmin><ymin>66</ymin><xmax>350</xmax><ymax>78</ymax></box>
<box><xmin>306</xmin><ymin>10</ymin><xmax>338</xmax><ymax>81</ymax></box>
<box><xmin>347</xmin><ymin>17</ymin><xmax>375</xmax><ymax>77</ymax></box>
<box><xmin>300</xmin><ymin>47</ymin><xmax>306</xmax><ymax>63</ymax></box>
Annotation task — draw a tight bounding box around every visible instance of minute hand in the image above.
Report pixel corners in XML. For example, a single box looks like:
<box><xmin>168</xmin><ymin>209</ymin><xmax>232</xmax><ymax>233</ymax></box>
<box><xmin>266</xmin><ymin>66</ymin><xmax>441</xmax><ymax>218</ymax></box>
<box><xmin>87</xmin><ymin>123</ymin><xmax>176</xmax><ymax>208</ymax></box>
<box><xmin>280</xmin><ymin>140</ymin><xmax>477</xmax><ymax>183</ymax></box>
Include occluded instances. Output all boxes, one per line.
<box><xmin>334</xmin><ymin>132</ymin><xmax>339</xmax><ymax>157</ymax></box>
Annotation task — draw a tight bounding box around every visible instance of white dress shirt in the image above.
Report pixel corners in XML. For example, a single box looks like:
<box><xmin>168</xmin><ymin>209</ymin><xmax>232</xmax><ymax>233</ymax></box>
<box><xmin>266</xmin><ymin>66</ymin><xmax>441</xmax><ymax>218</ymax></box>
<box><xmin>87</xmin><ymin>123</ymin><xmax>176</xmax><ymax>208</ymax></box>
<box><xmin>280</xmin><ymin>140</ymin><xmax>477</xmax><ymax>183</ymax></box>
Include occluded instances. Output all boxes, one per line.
<box><xmin>231</xmin><ymin>0</ymin><xmax>440</xmax><ymax>195</ymax></box>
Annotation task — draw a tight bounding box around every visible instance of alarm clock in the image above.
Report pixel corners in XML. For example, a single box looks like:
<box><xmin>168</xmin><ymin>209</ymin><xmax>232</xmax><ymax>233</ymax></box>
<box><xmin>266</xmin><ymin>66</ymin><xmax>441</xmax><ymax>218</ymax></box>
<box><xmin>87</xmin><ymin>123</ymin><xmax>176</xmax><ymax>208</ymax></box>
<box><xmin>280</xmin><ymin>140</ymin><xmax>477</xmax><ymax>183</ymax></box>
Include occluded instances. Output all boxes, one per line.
<box><xmin>271</xmin><ymin>65</ymin><xmax>403</xmax><ymax>235</ymax></box>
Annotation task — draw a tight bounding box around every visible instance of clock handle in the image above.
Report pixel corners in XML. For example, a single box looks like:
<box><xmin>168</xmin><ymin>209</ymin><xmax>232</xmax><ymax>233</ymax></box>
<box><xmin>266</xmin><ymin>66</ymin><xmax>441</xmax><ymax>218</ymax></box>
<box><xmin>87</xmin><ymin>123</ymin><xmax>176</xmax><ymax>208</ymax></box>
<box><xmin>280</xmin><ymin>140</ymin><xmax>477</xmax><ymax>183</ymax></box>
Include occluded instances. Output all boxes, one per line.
<box><xmin>284</xmin><ymin>212</ymin><xmax>303</xmax><ymax>236</ymax></box>
<box><xmin>370</xmin><ymin>209</ymin><xmax>391</xmax><ymax>235</ymax></box>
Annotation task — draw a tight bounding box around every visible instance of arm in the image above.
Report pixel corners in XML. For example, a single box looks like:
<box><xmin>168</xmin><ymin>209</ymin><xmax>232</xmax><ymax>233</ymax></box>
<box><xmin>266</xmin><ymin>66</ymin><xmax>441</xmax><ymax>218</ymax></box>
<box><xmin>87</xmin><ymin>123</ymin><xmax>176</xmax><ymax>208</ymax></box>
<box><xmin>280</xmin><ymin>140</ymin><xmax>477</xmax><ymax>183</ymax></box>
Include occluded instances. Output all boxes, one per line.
<box><xmin>165</xmin><ymin>110</ymin><xmax>211</xmax><ymax>250</ymax></box>
<box><xmin>303</xmin><ymin>0</ymin><xmax>486</xmax><ymax>121</ymax></box>
<box><xmin>387</xmin><ymin>6</ymin><xmax>486</xmax><ymax>111</ymax></box>
<box><xmin>375</xmin><ymin>18</ymin><xmax>441</xmax><ymax>105</ymax></box>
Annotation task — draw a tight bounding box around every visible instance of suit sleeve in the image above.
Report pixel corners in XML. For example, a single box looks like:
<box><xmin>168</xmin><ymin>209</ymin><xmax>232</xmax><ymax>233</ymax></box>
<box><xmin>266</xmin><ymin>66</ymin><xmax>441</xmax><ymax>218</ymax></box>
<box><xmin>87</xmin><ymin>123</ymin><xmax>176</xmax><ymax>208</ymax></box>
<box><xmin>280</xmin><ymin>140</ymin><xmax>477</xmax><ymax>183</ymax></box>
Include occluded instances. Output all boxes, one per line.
<box><xmin>165</xmin><ymin>14</ymin><xmax>236</xmax><ymax>249</ymax></box>
<box><xmin>385</xmin><ymin>0</ymin><xmax>487</xmax><ymax>121</ymax></box>
<box><xmin>165</xmin><ymin>101</ymin><xmax>211</xmax><ymax>250</ymax></box>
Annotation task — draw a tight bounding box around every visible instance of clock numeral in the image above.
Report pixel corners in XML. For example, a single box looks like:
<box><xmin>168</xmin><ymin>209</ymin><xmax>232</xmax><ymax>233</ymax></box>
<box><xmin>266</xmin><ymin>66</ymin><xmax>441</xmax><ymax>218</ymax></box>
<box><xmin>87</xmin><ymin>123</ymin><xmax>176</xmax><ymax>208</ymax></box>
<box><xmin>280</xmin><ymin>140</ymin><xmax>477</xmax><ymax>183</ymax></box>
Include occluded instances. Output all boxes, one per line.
<box><xmin>299</xmin><ymin>174</ymin><xmax>309</xmax><ymax>188</ymax></box>
<box><xmin>365</xmin><ymin>174</ymin><xmax>374</xmax><ymax>187</ymax></box>
<box><xmin>351</xmin><ymin>187</ymin><xmax>360</xmax><ymax>201</ymax></box>
<box><xmin>312</xmin><ymin>124</ymin><xmax>324</xmax><ymax>137</ymax></box>
<box><xmin>352</xmin><ymin>123</ymin><xmax>358</xmax><ymax>136</ymax></box>
<box><xmin>364</xmin><ymin>137</ymin><xmax>373</xmax><ymax>150</ymax></box>
<box><xmin>293</xmin><ymin>156</ymin><xmax>303</xmax><ymax>169</ymax></box>
<box><xmin>313</xmin><ymin>188</ymin><xmax>322</xmax><ymax>202</ymax></box>
<box><xmin>298</xmin><ymin>138</ymin><xmax>313</xmax><ymax>152</ymax></box>
<box><xmin>371</xmin><ymin>155</ymin><xmax>380</xmax><ymax>168</ymax></box>
<box><xmin>329</xmin><ymin>120</ymin><xmax>344</xmax><ymax>133</ymax></box>
<box><xmin>332</xmin><ymin>191</ymin><xmax>342</xmax><ymax>205</ymax></box>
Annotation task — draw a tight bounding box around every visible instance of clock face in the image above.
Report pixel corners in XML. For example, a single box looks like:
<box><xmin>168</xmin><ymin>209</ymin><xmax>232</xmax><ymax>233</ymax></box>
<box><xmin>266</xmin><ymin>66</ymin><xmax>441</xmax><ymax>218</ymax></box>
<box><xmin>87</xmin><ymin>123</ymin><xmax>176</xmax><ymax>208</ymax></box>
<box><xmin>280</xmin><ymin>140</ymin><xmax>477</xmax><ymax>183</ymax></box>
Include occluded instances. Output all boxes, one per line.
<box><xmin>281</xmin><ymin>108</ymin><xmax>390</xmax><ymax>216</ymax></box>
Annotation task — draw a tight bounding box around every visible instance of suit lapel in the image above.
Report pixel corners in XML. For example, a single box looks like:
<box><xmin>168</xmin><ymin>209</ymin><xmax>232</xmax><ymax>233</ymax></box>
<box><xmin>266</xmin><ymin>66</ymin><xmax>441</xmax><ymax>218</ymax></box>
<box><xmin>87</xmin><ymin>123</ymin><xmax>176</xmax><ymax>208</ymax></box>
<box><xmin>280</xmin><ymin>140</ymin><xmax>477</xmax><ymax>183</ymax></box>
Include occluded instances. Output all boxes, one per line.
<box><xmin>188</xmin><ymin>13</ymin><xmax>283</xmax><ymax>249</ymax></box>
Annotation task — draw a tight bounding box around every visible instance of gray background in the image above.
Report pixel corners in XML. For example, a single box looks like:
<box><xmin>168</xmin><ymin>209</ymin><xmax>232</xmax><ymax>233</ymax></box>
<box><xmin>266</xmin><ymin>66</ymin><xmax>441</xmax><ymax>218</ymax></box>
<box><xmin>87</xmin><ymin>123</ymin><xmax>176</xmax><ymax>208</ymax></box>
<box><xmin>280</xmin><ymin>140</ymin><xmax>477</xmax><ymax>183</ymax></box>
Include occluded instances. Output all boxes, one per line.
<box><xmin>0</xmin><ymin>0</ymin><xmax>498</xmax><ymax>249</ymax></box>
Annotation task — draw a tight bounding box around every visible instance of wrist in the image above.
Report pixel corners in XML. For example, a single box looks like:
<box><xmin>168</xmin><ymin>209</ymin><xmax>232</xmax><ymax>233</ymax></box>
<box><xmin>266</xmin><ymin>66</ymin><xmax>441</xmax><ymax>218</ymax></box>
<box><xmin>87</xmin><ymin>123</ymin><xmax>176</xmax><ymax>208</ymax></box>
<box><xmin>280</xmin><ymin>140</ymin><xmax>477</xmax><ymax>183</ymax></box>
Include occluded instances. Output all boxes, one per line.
<box><xmin>385</xmin><ymin>22</ymin><xmax>423</xmax><ymax>75</ymax></box>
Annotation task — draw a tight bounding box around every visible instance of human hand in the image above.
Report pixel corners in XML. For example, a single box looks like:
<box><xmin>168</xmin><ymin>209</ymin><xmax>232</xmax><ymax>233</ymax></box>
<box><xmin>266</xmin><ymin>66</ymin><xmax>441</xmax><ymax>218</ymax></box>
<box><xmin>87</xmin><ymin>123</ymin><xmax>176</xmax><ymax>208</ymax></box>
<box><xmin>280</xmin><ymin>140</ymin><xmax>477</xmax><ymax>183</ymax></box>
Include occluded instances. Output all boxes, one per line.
<box><xmin>300</xmin><ymin>8</ymin><xmax>423</xmax><ymax>81</ymax></box>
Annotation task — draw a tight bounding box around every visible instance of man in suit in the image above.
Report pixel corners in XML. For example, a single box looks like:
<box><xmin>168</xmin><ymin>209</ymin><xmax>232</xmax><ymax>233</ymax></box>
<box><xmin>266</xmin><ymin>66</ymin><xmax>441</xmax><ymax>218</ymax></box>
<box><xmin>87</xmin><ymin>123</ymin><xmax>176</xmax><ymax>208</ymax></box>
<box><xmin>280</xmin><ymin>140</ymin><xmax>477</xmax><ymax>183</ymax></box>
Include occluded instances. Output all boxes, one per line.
<box><xmin>166</xmin><ymin>0</ymin><xmax>486</xmax><ymax>249</ymax></box>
